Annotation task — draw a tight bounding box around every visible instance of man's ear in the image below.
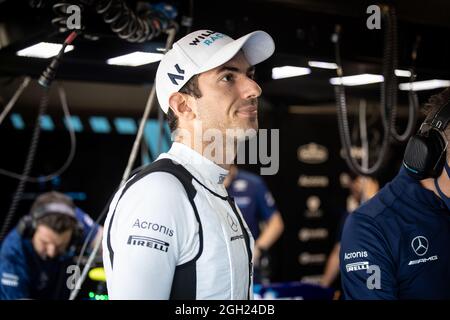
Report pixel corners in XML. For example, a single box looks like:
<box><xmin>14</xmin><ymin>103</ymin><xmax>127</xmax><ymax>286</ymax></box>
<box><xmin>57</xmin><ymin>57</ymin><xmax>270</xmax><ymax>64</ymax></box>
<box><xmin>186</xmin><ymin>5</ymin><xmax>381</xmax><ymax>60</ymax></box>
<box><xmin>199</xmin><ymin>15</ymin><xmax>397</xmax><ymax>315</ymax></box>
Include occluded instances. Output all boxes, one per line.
<box><xmin>169</xmin><ymin>92</ymin><xmax>196</xmax><ymax>120</ymax></box>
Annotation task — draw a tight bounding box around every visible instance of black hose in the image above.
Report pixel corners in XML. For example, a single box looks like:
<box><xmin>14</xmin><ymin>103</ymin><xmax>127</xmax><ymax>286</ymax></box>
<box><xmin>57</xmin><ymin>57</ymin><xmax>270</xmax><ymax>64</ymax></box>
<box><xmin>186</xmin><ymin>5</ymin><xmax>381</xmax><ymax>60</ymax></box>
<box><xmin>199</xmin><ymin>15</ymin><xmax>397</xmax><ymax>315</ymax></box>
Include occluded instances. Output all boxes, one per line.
<box><xmin>0</xmin><ymin>31</ymin><xmax>77</xmax><ymax>241</ymax></box>
<box><xmin>333</xmin><ymin>22</ymin><xmax>392</xmax><ymax>176</ymax></box>
<box><xmin>333</xmin><ymin>6</ymin><xmax>420</xmax><ymax>176</ymax></box>
<box><xmin>334</xmin><ymin>78</ymin><xmax>391</xmax><ymax>176</ymax></box>
<box><xmin>384</xmin><ymin>7</ymin><xmax>418</xmax><ymax>143</ymax></box>
<box><xmin>0</xmin><ymin>90</ymin><xmax>50</xmax><ymax>242</ymax></box>
<box><xmin>95</xmin><ymin>0</ymin><xmax>174</xmax><ymax>43</ymax></box>
<box><xmin>49</xmin><ymin>1</ymin><xmax>176</xmax><ymax>43</ymax></box>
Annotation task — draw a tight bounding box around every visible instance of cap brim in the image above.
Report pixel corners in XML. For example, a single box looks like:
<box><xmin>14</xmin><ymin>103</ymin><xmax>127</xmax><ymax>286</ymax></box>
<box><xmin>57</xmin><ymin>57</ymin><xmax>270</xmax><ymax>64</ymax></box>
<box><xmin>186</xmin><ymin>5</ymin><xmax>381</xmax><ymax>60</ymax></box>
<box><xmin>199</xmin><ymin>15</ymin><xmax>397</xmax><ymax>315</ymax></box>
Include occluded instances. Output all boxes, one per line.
<box><xmin>198</xmin><ymin>30</ymin><xmax>275</xmax><ymax>74</ymax></box>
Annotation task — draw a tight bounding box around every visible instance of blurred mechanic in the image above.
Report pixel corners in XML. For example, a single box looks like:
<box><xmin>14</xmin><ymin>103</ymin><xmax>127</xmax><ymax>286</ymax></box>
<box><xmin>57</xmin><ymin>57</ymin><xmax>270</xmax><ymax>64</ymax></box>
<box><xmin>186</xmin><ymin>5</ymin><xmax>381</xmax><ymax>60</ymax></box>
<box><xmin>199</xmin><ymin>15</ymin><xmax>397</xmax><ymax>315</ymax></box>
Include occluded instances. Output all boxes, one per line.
<box><xmin>0</xmin><ymin>191</ymin><xmax>102</xmax><ymax>299</ymax></box>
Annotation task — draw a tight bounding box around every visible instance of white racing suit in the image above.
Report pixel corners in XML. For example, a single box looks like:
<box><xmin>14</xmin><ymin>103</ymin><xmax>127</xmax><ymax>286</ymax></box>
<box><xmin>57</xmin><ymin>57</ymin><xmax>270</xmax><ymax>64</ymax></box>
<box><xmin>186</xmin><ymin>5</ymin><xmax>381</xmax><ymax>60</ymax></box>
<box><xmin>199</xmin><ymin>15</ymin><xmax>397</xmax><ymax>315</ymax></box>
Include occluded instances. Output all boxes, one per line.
<box><xmin>103</xmin><ymin>142</ymin><xmax>254</xmax><ymax>299</ymax></box>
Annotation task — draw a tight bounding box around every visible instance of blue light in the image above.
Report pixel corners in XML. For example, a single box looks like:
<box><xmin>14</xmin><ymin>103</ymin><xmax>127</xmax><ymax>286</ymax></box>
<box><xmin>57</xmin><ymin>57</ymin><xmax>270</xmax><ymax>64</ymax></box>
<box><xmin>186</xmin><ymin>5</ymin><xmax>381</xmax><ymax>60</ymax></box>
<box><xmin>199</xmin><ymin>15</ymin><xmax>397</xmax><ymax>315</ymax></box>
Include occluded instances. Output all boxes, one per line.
<box><xmin>10</xmin><ymin>113</ymin><xmax>25</xmax><ymax>130</ymax></box>
<box><xmin>89</xmin><ymin>116</ymin><xmax>111</xmax><ymax>134</ymax></box>
<box><xmin>144</xmin><ymin>119</ymin><xmax>170</xmax><ymax>158</ymax></box>
<box><xmin>163</xmin><ymin>121</ymin><xmax>171</xmax><ymax>139</ymax></box>
<box><xmin>114</xmin><ymin>117</ymin><xmax>137</xmax><ymax>134</ymax></box>
<box><xmin>51</xmin><ymin>176</ymin><xmax>61</xmax><ymax>187</ymax></box>
<box><xmin>141</xmin><ymin>142</ymin><xmax>152</xmax><ymax>165</ymax></box>
<box><xmin>40</xmin><ymin>115</ymin><xmax>54</xmax><ymax>131</ymax></box>
<box><xmin>64</xmin><ymin>116</ymin><xmax>83</xmax><ymax>132</ymax></box>
<box><xmin>65</xmin><ymin>192</ymin><xmax>87</xmax><ymax>201</ymax></box>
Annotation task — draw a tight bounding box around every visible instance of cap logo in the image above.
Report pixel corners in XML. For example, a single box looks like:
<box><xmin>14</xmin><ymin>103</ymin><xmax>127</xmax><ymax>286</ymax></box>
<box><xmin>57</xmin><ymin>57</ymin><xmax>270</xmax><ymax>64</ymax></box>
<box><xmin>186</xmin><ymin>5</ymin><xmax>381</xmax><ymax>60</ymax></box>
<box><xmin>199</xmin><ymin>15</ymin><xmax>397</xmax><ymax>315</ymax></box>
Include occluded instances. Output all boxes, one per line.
<box><xmin>189</xmin><ymin>30</ymin><xmax>224</xmax><ymax>46</ymax></box>
<box><xmin>167</xmin><ymin>64</ymin><xmax>185</xmax><ymax>85</ymax></box>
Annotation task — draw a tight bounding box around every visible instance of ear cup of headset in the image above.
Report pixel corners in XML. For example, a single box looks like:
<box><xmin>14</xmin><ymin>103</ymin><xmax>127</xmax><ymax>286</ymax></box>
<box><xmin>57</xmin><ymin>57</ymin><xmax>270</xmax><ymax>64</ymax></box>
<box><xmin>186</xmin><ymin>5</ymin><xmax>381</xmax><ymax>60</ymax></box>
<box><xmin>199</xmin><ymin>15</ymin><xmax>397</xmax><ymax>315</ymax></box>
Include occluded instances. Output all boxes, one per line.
<box><xmin>403</xmin><ymin>129</ymin><xmax>447</xmax><ymax>179</ymax></box>
<box><xmin>69</xmin><ymin>222</ymin><xmax>85</xmax><ymax>250</ymax></box>
<box><xmin>17</xmin><ymin>215</ymin><xmax>34</xmax><ymax>238</ymax></box>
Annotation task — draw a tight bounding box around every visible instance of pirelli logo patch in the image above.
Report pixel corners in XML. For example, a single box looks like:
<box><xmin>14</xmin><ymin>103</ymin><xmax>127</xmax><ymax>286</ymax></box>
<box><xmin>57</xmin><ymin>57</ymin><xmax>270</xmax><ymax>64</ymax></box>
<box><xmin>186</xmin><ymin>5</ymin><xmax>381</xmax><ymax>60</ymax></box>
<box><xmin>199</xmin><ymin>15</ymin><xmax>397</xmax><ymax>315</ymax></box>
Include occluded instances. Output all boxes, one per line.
<box><xmin>346</xmin><ymin>261</ymin><xmax>369</xmax><ymax>272</ymax></box>
<box><xmin>127</xmin><ymin>235</ymin><xmax>169</xmax><ymax>252</ymax></box>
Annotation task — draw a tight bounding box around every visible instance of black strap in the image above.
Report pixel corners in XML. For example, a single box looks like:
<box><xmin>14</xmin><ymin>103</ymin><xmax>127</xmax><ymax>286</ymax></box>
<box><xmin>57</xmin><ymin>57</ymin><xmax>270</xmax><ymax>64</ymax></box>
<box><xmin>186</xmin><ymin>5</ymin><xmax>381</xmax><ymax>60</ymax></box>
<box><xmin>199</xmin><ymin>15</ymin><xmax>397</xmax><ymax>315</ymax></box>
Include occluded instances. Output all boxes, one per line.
<box><xmin>227</xmin><ymin>196</ymin><xmax>253</xmax><ymax>300</ymax></box>
<box><xmin>105</xmin><ymin>159</ymin><xmax>203</xmax><ymax>300</ymax></box>
<box><xmin>106</xmin><ymin>158</ymin><xmax>252</xmax><ymax>299</ymax></box>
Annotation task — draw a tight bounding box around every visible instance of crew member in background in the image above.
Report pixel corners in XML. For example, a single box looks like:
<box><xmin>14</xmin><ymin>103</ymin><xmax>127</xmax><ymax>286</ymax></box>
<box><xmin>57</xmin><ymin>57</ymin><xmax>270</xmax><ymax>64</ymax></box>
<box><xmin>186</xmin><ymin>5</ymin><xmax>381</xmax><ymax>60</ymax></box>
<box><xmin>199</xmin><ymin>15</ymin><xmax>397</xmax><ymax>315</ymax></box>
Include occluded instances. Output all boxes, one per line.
<box><xmin>340</xmin><ymin>88</ymin><xmax>450</xmax><ymax>299</ymax></box>
<box><xmin>224</xmin><ymin>164</ymin><xmax>284</xmax><ymax>282</ymax></box>
<box><xmin>0</xmin><ymin>191</ymin><xmax>102</xmax><ymax>300</ymax></box>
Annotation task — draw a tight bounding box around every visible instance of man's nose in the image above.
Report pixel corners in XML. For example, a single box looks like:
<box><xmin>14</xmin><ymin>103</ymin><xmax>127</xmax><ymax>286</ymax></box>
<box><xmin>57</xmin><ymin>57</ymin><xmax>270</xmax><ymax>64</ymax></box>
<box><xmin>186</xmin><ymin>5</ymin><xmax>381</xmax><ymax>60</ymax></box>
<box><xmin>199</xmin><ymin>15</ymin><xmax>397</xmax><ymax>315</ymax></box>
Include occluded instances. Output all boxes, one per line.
<box><xmin>241</xmin><ymin>77</ymin><xmax>262</xmax><ymax>100</ymax></box>
<box><xmin>46</xmin><ymin>244</ymin><xmax>57</xmax><ymax>258</ymax></box>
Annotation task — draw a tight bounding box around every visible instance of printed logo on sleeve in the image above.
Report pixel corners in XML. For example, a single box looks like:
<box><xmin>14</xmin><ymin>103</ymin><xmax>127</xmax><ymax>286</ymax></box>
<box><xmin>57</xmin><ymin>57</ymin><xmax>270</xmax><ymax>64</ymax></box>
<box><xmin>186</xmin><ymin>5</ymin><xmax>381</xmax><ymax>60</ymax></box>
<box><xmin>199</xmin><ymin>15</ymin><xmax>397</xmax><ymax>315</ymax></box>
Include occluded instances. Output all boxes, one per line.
<box><xmin>132</xmin><ymin>219</ymin><xmax>174</xmax><ymax>237</ymax></box>
<box><xmin>345</xmin><ymin>261</ymin><xmax>370</xmax><ymax>272</ymax></box>
<box><xmin>344</xmin><ymin>250</ymin><xmax>368</xmax><ymax>260</ymax></box>
<box><xmin>1</xmin><ymin>272</ymin><xmax>19</xmax><ymax>287</ymax></box>
<box><xmin>127</xmin><ymin>235</ymin><xmax>169</xmax><ymax>253</ymax></box>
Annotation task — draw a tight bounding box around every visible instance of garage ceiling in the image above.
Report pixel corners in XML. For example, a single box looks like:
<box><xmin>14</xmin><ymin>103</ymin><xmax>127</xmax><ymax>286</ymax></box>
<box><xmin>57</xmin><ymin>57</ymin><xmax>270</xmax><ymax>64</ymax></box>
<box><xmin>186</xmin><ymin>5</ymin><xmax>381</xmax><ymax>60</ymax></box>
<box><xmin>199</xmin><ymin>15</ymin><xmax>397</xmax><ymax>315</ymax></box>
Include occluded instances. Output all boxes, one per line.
<box><xmin>0</xmin><ymin>0</ymin><xmax>449</xmax><ymax>113</ymax></box>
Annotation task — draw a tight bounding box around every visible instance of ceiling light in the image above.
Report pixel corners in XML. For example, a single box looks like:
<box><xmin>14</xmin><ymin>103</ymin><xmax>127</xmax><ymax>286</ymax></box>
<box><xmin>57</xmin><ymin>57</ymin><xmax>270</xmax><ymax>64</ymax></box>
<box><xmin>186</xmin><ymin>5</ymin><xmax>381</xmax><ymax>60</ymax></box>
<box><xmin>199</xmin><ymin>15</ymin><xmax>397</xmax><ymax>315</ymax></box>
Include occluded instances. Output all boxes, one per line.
<box><xmin>308</xmin><ymin>61</ymin><xmax>338</xmax><ymax>69</ymax></box>
<box><xmin>272</xmin><ymin>66</ymin><xmax>311</xmax><ymax>80</ymax></box>
<box><xmin>330</xmin><ymin>73</ymin><xmax>384</xmax><ymax>86</ymax></box>
<box><xmin>399</xmin><ymin>79</ymin><xmax>450</xmax><ymax>91</ymax></box>
<box><xmin>16</xmin><ymin>42</ymin><xmax>74</xmax><ymax>59</ymax></box>
<box><xmin>395</xmin><ymin>69</ymin><xmax>412</xmax><ymax>77</ymax></box>
<box><xmin>107</xmin><ymin>52</ymin><xmax>163</xmax><ymax>67</ymax></box>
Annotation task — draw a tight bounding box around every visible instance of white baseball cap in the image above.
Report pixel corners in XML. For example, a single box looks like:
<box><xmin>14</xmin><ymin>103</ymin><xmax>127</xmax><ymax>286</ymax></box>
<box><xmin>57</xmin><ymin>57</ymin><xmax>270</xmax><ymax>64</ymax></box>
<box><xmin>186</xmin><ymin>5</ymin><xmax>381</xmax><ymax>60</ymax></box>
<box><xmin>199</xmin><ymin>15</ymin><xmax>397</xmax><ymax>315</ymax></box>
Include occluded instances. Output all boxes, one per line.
<box><xmin>155</xmin><ymin>29</ymin><xmax>275</xmax><ymax>113</ymax></box>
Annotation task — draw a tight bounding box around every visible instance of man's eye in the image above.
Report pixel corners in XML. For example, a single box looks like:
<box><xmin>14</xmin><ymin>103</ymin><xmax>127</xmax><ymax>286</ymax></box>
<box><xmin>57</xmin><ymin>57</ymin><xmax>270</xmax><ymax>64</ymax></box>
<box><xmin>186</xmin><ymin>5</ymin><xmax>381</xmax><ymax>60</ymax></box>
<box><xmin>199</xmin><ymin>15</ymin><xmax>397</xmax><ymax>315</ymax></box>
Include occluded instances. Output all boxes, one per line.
<box><xmin>222</xmin><ymin>74</ymin><xmax>234</xmax><ymax>82</ymax></box>
<box><xmin>248</xmin><ymin>73</ymin><xmax>256</xmax><ymax>80</ymax></box>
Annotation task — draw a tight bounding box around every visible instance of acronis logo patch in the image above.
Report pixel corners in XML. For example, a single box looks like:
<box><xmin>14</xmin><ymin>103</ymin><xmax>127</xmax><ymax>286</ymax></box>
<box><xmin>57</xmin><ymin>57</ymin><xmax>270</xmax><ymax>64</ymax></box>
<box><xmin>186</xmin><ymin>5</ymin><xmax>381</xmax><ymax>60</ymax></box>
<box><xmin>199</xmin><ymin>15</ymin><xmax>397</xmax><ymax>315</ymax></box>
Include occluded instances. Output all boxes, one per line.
<box><xmin>189</xmin><ymin>30</ymin><xmax>225</xmax><ymax>46</ymax></box>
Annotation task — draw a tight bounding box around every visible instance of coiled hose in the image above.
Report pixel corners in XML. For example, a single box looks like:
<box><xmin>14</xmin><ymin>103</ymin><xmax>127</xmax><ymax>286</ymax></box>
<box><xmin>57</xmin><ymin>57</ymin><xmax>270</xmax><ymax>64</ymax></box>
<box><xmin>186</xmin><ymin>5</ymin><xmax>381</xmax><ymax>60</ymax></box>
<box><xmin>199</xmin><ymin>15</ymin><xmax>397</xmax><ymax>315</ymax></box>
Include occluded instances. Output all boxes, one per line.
<box><xmin>333</xmin><ymin>5</ymin><xmax>419</xmax><ymax>176</ymax></box>
<box><xmin>95</xmin><ymin>0</ymin><xmax>175</xmax><ymax>42</ymax></box>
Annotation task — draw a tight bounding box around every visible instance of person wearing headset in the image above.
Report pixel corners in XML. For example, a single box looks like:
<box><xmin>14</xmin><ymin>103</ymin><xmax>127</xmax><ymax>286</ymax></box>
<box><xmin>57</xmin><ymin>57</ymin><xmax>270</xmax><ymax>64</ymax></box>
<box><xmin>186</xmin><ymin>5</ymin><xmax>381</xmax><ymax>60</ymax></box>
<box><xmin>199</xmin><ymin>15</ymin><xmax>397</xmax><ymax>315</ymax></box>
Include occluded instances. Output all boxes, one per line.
<box><xmin>340</xmin><ymin>87</ymin><xmax>450</xmax><ymax>299</ymax></box>
<box><xmin>0</xmin><ymin>191</ymin><xmax>102</xmax><ymax>300</ymax></box>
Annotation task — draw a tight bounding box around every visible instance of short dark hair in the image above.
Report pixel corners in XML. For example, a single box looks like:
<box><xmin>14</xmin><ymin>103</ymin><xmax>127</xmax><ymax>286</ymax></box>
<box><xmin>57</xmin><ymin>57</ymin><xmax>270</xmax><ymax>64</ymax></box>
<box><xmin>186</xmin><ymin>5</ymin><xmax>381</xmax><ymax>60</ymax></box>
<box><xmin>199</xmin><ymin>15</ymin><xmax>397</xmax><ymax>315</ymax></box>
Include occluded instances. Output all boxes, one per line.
<box><xmin>31</xmin><ymin>191</ymin><xmax>77</xmax><ymax>234</ymax></box>
<box><xmin>166</xmin><ymin>108</ymin><xmax>179</xmax><ymax>133</ymax></box>
<box><xmin>166</xmin><ymin>75</ymin><xmax>202</xmax><ymax>132</ymax></box>
<box><xmin>423</xmin><ymin>87</ymin><xmax>450</xmax><ymax>141</ymax></box>
<box><xmin>38</xmin><ymin>214</ymin><xmax>78</xmax><ymax>234</ymax></box>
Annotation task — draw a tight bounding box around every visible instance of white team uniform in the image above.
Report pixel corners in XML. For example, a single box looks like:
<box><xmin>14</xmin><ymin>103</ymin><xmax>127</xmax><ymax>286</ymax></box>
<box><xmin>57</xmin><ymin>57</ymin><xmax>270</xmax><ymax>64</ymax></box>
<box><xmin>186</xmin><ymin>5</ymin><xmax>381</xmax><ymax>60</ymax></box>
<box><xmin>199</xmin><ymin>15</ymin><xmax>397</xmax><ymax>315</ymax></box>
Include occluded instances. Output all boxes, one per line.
<box><xmin>103</xmin><ymin>142</ymin><xmax>254</xmax><ymax>299</ymax></box>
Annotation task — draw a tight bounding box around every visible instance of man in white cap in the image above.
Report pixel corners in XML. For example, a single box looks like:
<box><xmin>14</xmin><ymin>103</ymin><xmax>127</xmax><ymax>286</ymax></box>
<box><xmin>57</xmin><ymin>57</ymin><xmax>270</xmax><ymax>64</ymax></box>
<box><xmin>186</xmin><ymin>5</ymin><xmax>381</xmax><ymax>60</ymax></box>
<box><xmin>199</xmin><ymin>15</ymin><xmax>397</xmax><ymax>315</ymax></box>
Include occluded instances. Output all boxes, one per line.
<box><xmin>103</xmin><ymin>29</ymin><xmax>275</xmax><ymax>300</ymax></box>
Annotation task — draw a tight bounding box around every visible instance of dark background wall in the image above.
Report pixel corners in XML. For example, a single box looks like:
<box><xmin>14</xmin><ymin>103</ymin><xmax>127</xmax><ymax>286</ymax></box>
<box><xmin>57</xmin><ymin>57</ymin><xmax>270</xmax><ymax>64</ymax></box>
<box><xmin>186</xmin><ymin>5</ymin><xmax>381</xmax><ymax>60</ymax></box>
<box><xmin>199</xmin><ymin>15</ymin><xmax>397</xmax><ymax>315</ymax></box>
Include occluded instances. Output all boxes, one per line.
<box><xmin>0</xmin><ymin>0</ymin><xmax>445</xmax><ymax>286</ymax></box>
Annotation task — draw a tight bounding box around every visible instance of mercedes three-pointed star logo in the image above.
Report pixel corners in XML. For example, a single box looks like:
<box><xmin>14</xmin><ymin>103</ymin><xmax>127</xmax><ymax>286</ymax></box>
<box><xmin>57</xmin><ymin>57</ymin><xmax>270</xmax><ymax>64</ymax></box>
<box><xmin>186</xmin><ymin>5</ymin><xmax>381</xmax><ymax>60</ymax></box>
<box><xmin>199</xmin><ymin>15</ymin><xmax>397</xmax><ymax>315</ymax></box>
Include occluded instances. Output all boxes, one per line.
<box><xmin>411</xmin><ymin>236</ymin><xmax>429</xmax><ymax>256</ymax></box>
<box><xmin>227</xmin><ymin>213</ymin><xmax>239</xmax><ymax>232</ymax></box>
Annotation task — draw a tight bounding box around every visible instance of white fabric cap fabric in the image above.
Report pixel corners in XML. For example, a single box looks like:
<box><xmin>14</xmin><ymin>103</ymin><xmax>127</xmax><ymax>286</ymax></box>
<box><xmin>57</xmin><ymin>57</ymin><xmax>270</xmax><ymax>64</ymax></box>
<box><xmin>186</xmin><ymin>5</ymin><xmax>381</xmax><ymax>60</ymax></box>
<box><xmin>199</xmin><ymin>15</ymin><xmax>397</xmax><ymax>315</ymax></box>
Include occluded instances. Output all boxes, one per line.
<box><xmin>155</xmin><ymin>29</ymin><xmax>275</xmax><ymax>113</ymax></box>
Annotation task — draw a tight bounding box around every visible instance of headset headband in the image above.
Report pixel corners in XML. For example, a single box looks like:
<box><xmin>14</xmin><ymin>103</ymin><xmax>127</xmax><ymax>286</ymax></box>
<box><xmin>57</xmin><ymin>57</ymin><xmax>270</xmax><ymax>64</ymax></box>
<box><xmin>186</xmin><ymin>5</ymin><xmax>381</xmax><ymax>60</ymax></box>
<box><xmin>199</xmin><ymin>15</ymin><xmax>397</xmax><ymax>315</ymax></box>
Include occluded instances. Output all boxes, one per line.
<box><xmin>33</xmin><ymin>202</ymin><xmax>76</xmax><ymax>220</ymax></box>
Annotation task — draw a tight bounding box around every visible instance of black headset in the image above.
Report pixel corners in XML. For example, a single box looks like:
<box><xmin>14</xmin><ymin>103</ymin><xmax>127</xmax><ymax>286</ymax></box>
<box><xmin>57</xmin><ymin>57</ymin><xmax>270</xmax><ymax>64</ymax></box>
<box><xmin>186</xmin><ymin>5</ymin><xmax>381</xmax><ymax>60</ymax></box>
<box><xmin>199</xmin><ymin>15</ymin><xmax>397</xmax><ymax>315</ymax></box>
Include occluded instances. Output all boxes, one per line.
<box><xmin>17</xmin><ymin>202</ymin><xmax>84</xmax><ymax>249</ymax></box>
<box><xmin>403</xmin><ymin>100</ymin><xmax>450</xmax><ymax>180</ymax></box>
